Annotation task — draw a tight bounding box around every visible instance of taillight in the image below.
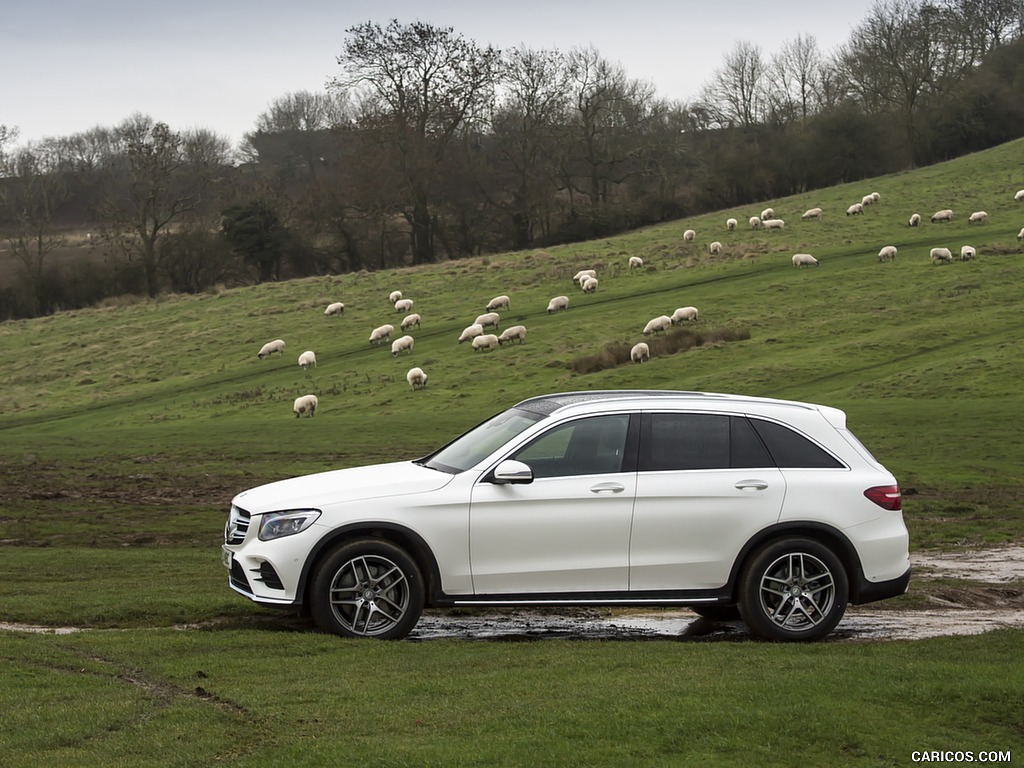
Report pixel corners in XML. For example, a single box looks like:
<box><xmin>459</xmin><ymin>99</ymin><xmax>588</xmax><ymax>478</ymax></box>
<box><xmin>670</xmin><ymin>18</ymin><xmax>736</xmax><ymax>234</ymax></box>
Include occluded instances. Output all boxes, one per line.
<box><xmin>864</xmin><ymin>485</ymin><xmax>902</xmax><ymax>510</ymax></box>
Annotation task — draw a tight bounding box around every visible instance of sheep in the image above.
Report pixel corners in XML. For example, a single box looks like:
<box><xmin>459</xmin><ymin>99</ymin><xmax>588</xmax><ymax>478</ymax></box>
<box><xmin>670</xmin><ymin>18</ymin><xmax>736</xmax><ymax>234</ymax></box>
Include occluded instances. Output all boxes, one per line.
<box><xmin>406</xmin><ymin>367</ymin><xmax>428</xmax><ymax>391</ymax></box>
<box><xmin>474</xmin><ymin>311</ymin><xmax>500</xmax><ymax>330</ymax></box>
<box><xmin>391</xmin><ymin>335</ymin><xmax>414</xmax><ymax>356</ymax></box>
<box><xmin>1018</xmin><ymin>227</ymin><xmax>1024</xmax><ymax>241</ymax></box>
<box><xmin>792</xmin><ymin>253</ymin><xmax>819</xmax><ymax>268</ymax></box>
<box><xmin>931</xmin><ymin>209</ymin><xmax>954</xmax><ymax>223</ymax></box>
<box><xmin>394</xmin><ymin>298</ymin><xmax>414</xmax><ymax>313</ymax></box>
<box><xmin>760</xmin><ymin>207</ymin><xmax>775</xmax><ymax>221</ymax></box>
<box><xmin>801</xmin><ymin>207</ymin><xmax>823</xmax><ymax>220</ymax></box>
<box><xmin>486</xmin><ymin>295</ymin><xmax>510</xmax><ymax>311</ymax></box>
<box><xmin>388</xmin><ymin>290</ymin><xmax>403</xmax><ymax>304</ymax></box>
<box><xmin>762</xmin><ymin>218</ymin><xmax>786</xmax><ymax>230</ymax></box>
<box><xmin>878</xmin><ymin>245</ymin><xmax>898</xmax><ymax>262</ymax></box>
<box><xmin>861</xmin><ymin>194</ymin><xmax>874</xmax><ymax>207</ymax></box>
<box><xmin>670</xmin><ymin>306</ymin><xmax>698</xmax><ymax>324</ymax></box>
<box><xmin>628</xmin><ymin>255</ymin><xmax>644</xmax><ymax>269</ymax></box>
<box><xmin>709</xmin><ymin>241</ymin><xmax>723</xmax><ymax>255</ymax></box>
<box><xmin>458</xmin><ymin>323</ymin><xmax>484</xmax><ymax>344</ymax></box>
<box><xmin>257</xmin><ymin>339</ymin><xmax>285</xmax><ymax>359</ymax></box>
<box><xmin>401</xmin><ymin>313</ymin><xmax>421</xmax><ymax>331</ymax></box>
<box><xmin>968</xmin><ymin>211</ymin><xmax>988</xmax><ymax>224</ymax></box>
<box><xmin>642</xmin><ymin>315</ymin><xmax>672</xmax><ymax>336</ymax></box>
<box><xmin>293</xmin><ymin>394</ymin><xmax>318</xmax><ymax>418</ymax></box>
<box><xmin>683</xmin><ymin>229</ymin><xmax>696</xmax><ymax>242</ymax></box>
<box><xmin>630</xmin><ymin>342</ymin><xmax>650</xmax><ymax>364</ymax></box>
<box><xmin>726</xmin><ymin>218</ymin><xmax>738</xmax><ymax>231</ymax></box>
<box><xmin>498</xmin><ymin>325</ymin><xmax>527</xmax><ymax>345</ymax></box>
<box><xmin>581</xmin><ymin>276</ymin><xmax>598</xmax><ymax>293</ymax></box>
<box><xmin>871</xmin><ymin>192</ymin><xmax>880</xmax><ymax>203</ymax></box>
<box><xmin>369</xmin><ymin>324</ymin><xmax>394</xmax><ymax>345</ymax></box>
<box><xmin>749</xmin><ymin>216</ymin><xmax>761</xmax><ymax>230</ymax></box>
<box><xmin>909</xmin><ymin>213</ymin><xmax>921</xmax><ymax>227</ymax></box>
<box><xmin>547</xmin><ymin>295</ymin><xmax>569</xmax><ymax>313</ymax></box>
<box><xmin>324</xmin><ymin>301</ymin><xmax>345</xmax><ymax>316</ymax></box>
<box><xmin>472</xmin><ymin>333</ymin><xmax>499</xmax><ymax>352</ymax></box>
<box><xmin>298</xmin><ymin>350</ymin><xmax>317</xmax><ymax>369</ymax></box>
<box><xmin>930</xmin><ymin>247</ymin><xmax>953</xmax><ymax>264</ymax></box>
<box><xmin>960</xmin><ymin>245</ymin><xmax>976</xmax><ymax>261</ymax></box>
<box><xmin>1015</xmin><ymin>190</ymin><xmax>1024</xmax><ymax>202</ymax></box>
<box><xmin>573</xmin><ymin>269</ymin><xmax>597</xmax><ymax>286</ymax></box>
<box><xmin>846</xmin><ymin>203</ymin><xmax>864</xmax><ymax>216</ymax></box>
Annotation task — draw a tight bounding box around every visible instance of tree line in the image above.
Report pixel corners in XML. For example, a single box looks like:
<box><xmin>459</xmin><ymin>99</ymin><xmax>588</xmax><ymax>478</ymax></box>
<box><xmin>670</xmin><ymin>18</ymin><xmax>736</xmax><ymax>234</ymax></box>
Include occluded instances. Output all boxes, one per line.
<box><xmin>1</xmin><ymin>0</ymin><xmax>1022</xmax><ymax>319</ymax></box>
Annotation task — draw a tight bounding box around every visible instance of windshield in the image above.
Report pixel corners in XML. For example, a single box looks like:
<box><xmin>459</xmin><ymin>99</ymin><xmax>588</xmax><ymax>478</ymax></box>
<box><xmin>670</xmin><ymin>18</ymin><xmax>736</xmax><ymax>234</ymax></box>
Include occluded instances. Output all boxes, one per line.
<box><xmin>420</xmin><ymin>407</ymin><xmax>546</xmax><ymax>473</ymax></box>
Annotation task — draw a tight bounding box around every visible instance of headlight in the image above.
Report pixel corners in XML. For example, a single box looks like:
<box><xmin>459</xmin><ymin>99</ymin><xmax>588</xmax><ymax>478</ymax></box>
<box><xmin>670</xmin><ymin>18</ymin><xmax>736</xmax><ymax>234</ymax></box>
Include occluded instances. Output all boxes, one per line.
<box><xmin>258</xmin><ymin>509</ymin><xmax>321</xmax><ymax>541</ymax></box>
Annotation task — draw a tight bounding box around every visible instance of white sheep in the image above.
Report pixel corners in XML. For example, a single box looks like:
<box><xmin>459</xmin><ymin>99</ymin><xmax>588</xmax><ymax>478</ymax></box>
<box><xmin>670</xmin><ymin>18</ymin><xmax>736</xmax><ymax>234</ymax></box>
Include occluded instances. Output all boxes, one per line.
<box><xmin>683</xmin><ymin>229</ymin><xmax>696</xmax><ymax>241</ymax></box>
<box><xmin>760</xmin><ymin>207</ymin><xmax>775</xmax><ymax>221</ymax></box>
<box><xmin>861</xmin><ymin>194</ymin><xmax>874</xmax><ymax>207</ymax></box>
<box><xmin>395</xmin><ymin>298</ymin><xmax>414</xmax><ymax>313</ymax></box>
<box><xmin>1015</xmin><ymin>190</ymin><xmax>1024</xmax><ymax>202</ymax></box>
<box><xmin>406</xmin><ymin>367</ymin><xmax>428</xmax><ymax>391</ymax></box>
<box><xmin>709</xmin><ymin>241</ymin><xmax>723</xmax><ymax>255</ymax></box>
<box><xmin>726</xmin><ymin>218</ymin><xmax>738</xmax><ymax>231</ymax></box>
<box><xmin>293</xmin><ymin>394</ymin><xmax>318</xmax><ymax>418</ymax></box>
<box><xmin>968</xmin><ymin>211</ymin><xmax>988</xmax><ymax>224</ymax></box>
<box><xmin>877</xmin><ymin>245</ymin><xmax>898</xmax><ymax>262</ymax></box>
<box><xmin>749</xmin><ymin>216</ymin><xmax>761</xmax><ymax>229</ymax></box>
<box><xmin>792</xmin><ymin>253</ymin><xmax>819</xmax><ymax>267</ymax></box>
<box><xmin>324</xmin><ymin>302</ymin><xmax>345</xmax><ymax>316</ymax></box>
<box><xmin>642</xmin><ymin>315</ymin><xmax>672</xmax><ymax>336</ymax></box>
<box><xmin>1018</xmin><ymin>227</ymin><xmax>1024</xmax><ymax>241</ymax></box>
<box><xmin>930</xmin><ymin>247</ymin><xmax>953</xmax><ymax>264</ymax></box>
<box><xmin>762</xmin><ymin>218</ymin><xmax>786</xmax><ymax>230</ymax></box>
<box><xmin>458</xmin><ymin>323</ymin><xmax>484</xmax><ymax>344</ymax></box>
<box><xmin>573</xmin><ymin>269</ymin><xmax>597</xmax><ymax>286</ymax></box>
<box><xmin>871</xmin><ymin>192</ymin><xmax>880</xmax><ymax>203</ymax></box>
<box><xmin>401</xmin><ymin>313</ymin><xmax>421</xmax><ymax>331</ymax></box>
<box><xmin>931</xmin><ymin>209</ymin><xmax>954</xmax><ymax>223</ymax></box>
<box><xmin>391</xmin><ymin>335</ymin><xmax>414</xmax><ymax>356</ymax></box>
<box><xmin>472</xmin><ymin>334</ymin><xmax>499</xmax><ymax>352</ymax></box>
<box><xmin>369</xmin><ymin>324</ymin><xmax>394</xmax><ymax>345</ymax></box>
<box><xmin>801</xmin><ymin>207</ymin><xmax>823</xmax><ymax>220</ymax></box>
<box><xmin>298</xmin><ymin>350</ymin><xmax>317</xmax><ymax>369</ymax></box>
<box><xmin>581</xmin><ymin>276</ymin><xmax>598</xmax><ymax>293</ymax></box>
<box><xmin>630</xmin><ymin>342</ymin><xmax>650</xmax><ymax>364</ymax></box>
<box><xmin>498</xmin><ymin>325</ymin><xmax>527</xmax><ymax>345</ymax></box>
<box><xmin>960</xmin><ymin>245</ymin><xmax>976</xmax><ymax>261</ymax></box>
<box><xmin>846</xmin><ymin>203</ymin><xmax>864</xmax><ymax>216</ymax></box>
<box><xmin>628</xmin><ymin>256</ymin><xmax>644</xmax><ymax>269</ymax></box>
<box><xmin>670</xmin><ymin>306</ymin><xmax>698</xmax><ymax>324</ymax></box>
<box><xmin>486</xmin><ymin>295</ymin><xmax>510</xmax><ymax>311</ymax></box>
<box><xmin>547</xmin><ymin>295</ymin><xmax>569</xmax><ymax>313</ymax></box>
<box><xmin>257</xmin><ymin>339</ymin><xmax>285</xmax><ymax>359</ymax></box>
<box><xmin>388</xmin><ymin>290</ymin><xmax>403</xmax><ymax>304</ymax></box>
<box><xmin>909</xmin><ymin>213</ymin><xmax>921</xmax><ymax>227</ymax></box>
<box><xmin>474</xmin><ymin>311</ymin><xmax>500</xmax><ymax>330</ymax></box>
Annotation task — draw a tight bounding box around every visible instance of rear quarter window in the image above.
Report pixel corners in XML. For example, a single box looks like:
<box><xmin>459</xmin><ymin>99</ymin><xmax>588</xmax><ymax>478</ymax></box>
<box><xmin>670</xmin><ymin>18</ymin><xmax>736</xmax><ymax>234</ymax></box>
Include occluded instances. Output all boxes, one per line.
<box><xmin>749</xmin><ymin>418</ymin><xmax>845</xmax><ymax>469</ymax></box>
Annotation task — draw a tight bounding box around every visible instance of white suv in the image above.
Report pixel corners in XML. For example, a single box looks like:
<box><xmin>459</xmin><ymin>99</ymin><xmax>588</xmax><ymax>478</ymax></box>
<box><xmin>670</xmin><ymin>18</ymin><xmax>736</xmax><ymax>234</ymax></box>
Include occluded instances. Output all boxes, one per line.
<box><xmin>224</xmin><ymin>390</ymin><xmax>910</xmax><ymax>642</ymax></box>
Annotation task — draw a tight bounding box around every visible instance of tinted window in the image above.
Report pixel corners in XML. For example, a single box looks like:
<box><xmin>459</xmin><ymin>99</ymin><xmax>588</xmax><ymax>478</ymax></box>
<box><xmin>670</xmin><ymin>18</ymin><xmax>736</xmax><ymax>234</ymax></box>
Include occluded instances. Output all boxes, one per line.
<box><xmin>749</xmin><ymin>419</ymin><xmax>844</xmax><ymax>468</ymax></box>
<box><xmin>513</xmin><ymin>415</ymin><xmax>630</xmax><ymax>478</ymax></box>
<box><xmin>731</xmin><ymin>416</ymin><xmax>774</xmax><ymax>468</ymax></box>
<box><xmin>641</xmin><ymin>413</ymin><xmax>731</xmax><ymax>470</ymax></box>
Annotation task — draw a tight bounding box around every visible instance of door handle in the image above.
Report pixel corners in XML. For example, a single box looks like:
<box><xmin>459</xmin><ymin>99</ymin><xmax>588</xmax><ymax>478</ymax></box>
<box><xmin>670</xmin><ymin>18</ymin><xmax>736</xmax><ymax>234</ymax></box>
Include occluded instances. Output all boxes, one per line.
<box><xmin>735</xmin><ymin>480</ymin><xmax>769</xmax><ymax>491</ymax></box>
<box><xmin>590</xmin><ymin>482</ymin><xmax>625</xmax><ymax>494</ymax></box>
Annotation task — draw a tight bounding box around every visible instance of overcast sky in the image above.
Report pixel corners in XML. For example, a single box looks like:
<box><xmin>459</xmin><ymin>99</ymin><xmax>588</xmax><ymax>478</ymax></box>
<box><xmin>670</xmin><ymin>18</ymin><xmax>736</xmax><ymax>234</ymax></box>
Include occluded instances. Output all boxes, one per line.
<box><xmin>2</xmin><ymin>0</ymin><xmax>869</xmax><ymax>150</ymax></box>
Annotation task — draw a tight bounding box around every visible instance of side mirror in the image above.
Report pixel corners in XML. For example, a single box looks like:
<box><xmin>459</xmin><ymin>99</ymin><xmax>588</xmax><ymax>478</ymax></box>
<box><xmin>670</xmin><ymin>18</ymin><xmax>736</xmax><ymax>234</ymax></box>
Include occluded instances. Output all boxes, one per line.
<box><xmin>491</xmin><ymin>460</ymin><xmax>534</xmax><ymax>485</ymax></box>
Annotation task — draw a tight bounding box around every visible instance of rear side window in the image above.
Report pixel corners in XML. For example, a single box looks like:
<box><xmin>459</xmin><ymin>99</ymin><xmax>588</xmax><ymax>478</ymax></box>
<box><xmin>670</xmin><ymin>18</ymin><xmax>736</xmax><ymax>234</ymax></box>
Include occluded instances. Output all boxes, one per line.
<box><xmin>748</xmin><ymin>418</ymin><xmax>844</xmax><ymax>469</ymax></box>
<box><xmin>640</xmin><ymin>413</ymin><xmax>773</xmax><ymax>470</ymax></box>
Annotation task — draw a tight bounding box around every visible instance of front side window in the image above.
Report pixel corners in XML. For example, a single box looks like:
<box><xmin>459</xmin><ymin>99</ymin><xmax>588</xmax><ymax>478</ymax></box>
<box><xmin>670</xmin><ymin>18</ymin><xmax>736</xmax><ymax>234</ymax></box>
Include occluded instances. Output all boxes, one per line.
<box><xmin>512</xmin><ymin>414</ymin><xmax>630</xmax><ymax>478</ymax></box>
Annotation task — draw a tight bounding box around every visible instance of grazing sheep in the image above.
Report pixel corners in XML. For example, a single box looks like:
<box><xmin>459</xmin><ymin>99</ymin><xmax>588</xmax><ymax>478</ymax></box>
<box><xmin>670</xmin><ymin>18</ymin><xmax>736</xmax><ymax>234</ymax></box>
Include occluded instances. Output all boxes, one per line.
<box><xmin>749</xmin><ymin>216</ymin><xmax>761</xmax><ymax>229</ymax></box>
<box><xmin>760</xmin><ymin>207</ymin><xmax>775</xmax><ymax>221</ymax></box>
<box><xmin>630</xmin><ymin>342</ymin><xmax>650</xmax><ymax>364</ymax></box>
<box><xmin>861</xmin><ymin>194</ymin><xmax>874</xmax><ymax>207</ymax></box>
<box><xmin>472</xmin><ymin>334</ymin><xmax>499</xmax><ymax>352</ymax></box>
<box><xmin>581</xmin><ymin>276</ymin><xmax>598</xmax><ymax>293</ymax></box>
<box><xmin>394</xmin><ymin>298</ymin><xmax>414</xmax><ymax>313</ymax></box>
<box><xmin>573</xmin><ymin>269</ymin><xmax>597</xmax><ymax>286</ymax></box>
<box><xmin>762</xmin><ymin>218</ymin><xmax>786</xmax><ymax>230</ymax></box>
<box><xmin>401</xmin><ymin>313</ymin><xmax>421</xmax><ymax>331</ymax></box>
<box><xmin>642</xmin><ymin>315</ymin><xmax>672</xmax><ymax>336</ymax></box>
<box><xmin>792</xmin><ymin>253</ymin><xmax>819</xmax><ymax>268</ymax></box>
<box><xmin>391</xmin><ymin>335</ymin><xmax>414</xmax><ymax>356</ymax></box>
<box><xmin>968</xmin><ymin>211</ymin><xmax>988</xmax><ymax>224</ymax></box>
<box><xmin>801</xmin><ymin>207</ymin><xmax>823</xmax><ymax>220</ymax></box>
<box><xmin>498</xmin><ymin>325</ymin><xmax>527</xmax><ymax>345</ymax></box>
<box><xmin>670</xmin><ymin>306</ymin><xmax>699</xmax><ymax>324</ymax></box>
<box><xmin>931</xmin><ymin>209</ymin><xmax>954</xmax><ymax>223</ymax></box>
<box><xmin>709</xmin><ymin>241</ymin><xmax>723</xmax><ymax>255</ymax></box>
<box><xmin>388</xmin><ymin>290</ymin><xmax>402</xmax><ymax>304</ymax></box>
<box><xmin>486</xmin><ymin>295</ymin><xmax>510</xmax><ymax>311</ymax></box>
<box><xmin>406</xmin><ymin>367</ymin><xmax>428</xmax><ymax>391</ymax></box>
<box><xmin>909</xmin><ymin>213</ymin><xmax>921</xmax><ymax>227</ymax></box>
<box><xmin>846</xmin><ymin>203</ymin><xmax>864</xmax><ymax>216</ymax></box>
<box><xmin>628</xmin><ymin>255</ymin><xmax>644</xmax><ymax>269</ymax></box>
<box><xmin>930</xmin><ymin>247</ymin><xmax>953</xmax><ymax>264</ymax></box>
<box><xmin>960</xmin><ymin>245</ymin><xmax>976</xmax><ymax>261</ymax></box>
<box><xmin>547</xmin><ymin>295</ymin><xmax>569</xmax><ymax>313</ymax></box>
<box><xmin>257</xmin><ymin>339</ymin><xmax>285</xmax><ymax>359</ymax></box>
<box><xmin>877</xmin><ymin>245</ymin><xmax>898</xmax><ymax>262</ymax></box>
<box><xmin>293</xmin><ymin>394</ymin><xmax>318</xmax><ymax>418</ymax></box>
<box><xmin>726</xmin><ymin>218</ymin><xmax>738</xmax><ymax>231</ymax></box>
<box><xmin>683</xmin><ymin>229</ymin><xmax>696</xmax><ymax>241</ymax></box>
<box><xmin>1018</xmin><ymin>227</ymin><xmax>1024</xmax><ymax>241</ymax></box>
<box><xmin>871</xmin><ymin>192</ymin><xmax>880</xmax><ymax>203</ymax></box>
<box><xmin>324</xmin><ymin>302</ymin><xmax>345</xmax><ymax>316</ymax></box>
<box><xmin>458</xmin><ymin>323</ymin><xmax>484</xmax><ymax>344</ymax></box>
<box><xmin>369</xmin><ymin>324</ymin><xmax>394</xmax><ymax>345</ymax></box>
<box><xmin>474</xmin><ymin>312</ymin><xmax>500</xmax><ymax>330</ymax></box>
<box><xmin>1015</xmin><ymin>190</ymin><xmax>1024</xmax><ymax>202</ymax></box>
<box><xmin>298</xmin><ymin>350</ymin><xmax>317</xmax><ymax>369</ymax></box>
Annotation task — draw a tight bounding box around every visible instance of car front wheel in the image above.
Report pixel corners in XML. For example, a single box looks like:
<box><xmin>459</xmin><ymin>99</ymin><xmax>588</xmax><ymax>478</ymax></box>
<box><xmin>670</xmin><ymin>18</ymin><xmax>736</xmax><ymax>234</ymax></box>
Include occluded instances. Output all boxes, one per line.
<box><xmin>310</xmin><ymin>538</ymin><xmax>424</xmax><ymax>640</ymax></box>
<box><xmin>739</xmin><ymin>538</ymin><xmax>849</xmax><ymax>642</ymax></box>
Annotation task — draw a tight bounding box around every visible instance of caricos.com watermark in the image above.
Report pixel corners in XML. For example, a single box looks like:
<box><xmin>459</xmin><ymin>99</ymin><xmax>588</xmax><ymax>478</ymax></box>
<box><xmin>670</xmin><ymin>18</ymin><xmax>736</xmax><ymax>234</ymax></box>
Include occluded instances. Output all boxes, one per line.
<box><xmin>911</xmin><ymin>751</ymin><xmax>1012</xmax><ymax>763</ymax></box>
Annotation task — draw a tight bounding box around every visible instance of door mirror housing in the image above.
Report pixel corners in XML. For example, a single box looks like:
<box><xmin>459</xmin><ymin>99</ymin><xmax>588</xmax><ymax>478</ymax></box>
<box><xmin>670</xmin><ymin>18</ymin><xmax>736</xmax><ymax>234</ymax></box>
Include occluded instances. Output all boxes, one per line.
<box><xmin>491</xmin><ymin>460</ymin><xmax>534</xmax><ymax>485</ymax></box>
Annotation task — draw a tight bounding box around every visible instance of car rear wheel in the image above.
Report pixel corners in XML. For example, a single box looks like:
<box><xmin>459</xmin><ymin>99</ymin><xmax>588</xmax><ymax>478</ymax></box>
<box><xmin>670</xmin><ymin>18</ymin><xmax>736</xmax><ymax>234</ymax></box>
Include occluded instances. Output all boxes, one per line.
<box><xmin>739</xmin><ymin>538</ymin><xmax>849</xmax><ymax>642</ymax></box>
<box><xmin>310</xmin><ymin>539</ymin><xmax>424</xmax><ymax>640</ymax></box>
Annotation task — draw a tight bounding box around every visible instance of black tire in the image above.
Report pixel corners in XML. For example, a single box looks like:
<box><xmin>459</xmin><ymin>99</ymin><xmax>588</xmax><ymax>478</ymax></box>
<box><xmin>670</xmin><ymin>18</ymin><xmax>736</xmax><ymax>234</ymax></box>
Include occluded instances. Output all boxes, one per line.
<box><xmin>691</xmin><ymin>604</ymin><xmax>742</xmax><ymax>622</ymax></box>
<box><xmin>738</xmin><ymin>538</ymin><xmax>849</xmax><ymax>642</ymax></box>
<box><xmin>309</xmin><ymin>538</ymin><xmax>424</xmax><ymax>640</ymax></box>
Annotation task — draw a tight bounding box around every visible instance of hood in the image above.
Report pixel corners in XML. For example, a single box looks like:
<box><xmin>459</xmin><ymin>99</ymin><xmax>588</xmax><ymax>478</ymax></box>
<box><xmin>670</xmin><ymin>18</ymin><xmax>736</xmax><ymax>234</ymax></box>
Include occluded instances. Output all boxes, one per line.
<box><xmin>231</xmin><ymin>461</ymin><xmax>455</xmax><ymax>515</ymax></box>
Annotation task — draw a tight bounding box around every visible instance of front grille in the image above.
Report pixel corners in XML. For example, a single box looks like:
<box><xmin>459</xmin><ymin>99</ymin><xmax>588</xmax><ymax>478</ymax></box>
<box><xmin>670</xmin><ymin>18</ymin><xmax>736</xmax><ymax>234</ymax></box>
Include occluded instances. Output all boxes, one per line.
<box><xmin>253</xmin><ymin>561</ymin><xmax>285</xmax><ymax>590</ymax></box>
<box><xmin>225</xmin><ymin>504</ymin><xmax>251</xmax><ymax>544</ymax></box>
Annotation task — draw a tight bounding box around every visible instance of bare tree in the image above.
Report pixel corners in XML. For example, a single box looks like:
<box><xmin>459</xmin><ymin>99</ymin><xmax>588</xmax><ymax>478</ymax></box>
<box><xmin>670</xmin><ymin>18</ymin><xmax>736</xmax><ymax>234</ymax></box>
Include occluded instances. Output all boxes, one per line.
<box><xmin>770</xmin><ymin>35</ymin><xmax>827</xmax><ymax>124</ymax></box>
<box><xmin>698</xmin><ymin>41</ymin><xmax>768</xmax><ymax>127</ymax></box>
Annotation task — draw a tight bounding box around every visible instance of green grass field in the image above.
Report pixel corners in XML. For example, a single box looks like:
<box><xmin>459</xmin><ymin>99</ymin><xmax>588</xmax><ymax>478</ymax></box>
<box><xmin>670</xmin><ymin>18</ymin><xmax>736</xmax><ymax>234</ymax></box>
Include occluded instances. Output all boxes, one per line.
<box><xmin>1</xmin><ymin>138</ymin><xmax>1022</xmax><ymax>765</ymax></box>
